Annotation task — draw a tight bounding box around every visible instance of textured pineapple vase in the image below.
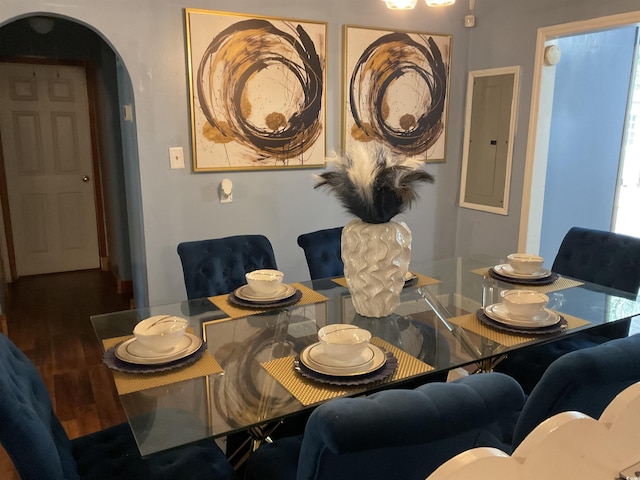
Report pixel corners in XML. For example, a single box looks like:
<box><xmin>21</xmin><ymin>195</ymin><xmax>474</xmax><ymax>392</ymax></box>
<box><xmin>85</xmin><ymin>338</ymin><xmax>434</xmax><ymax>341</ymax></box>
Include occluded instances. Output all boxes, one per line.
<box><xmin>341</xmin><ymin>219</ymin><xmax>412</xmax><ymax>317</ymax></box>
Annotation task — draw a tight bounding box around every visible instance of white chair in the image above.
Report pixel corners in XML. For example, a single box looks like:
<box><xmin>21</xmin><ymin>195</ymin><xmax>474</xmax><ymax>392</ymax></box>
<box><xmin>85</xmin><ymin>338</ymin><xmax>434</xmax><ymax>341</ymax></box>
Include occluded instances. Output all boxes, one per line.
<box><xmin>425</xmin><ymin>381</ymin><xmax>640</xmax><ymax>480</ymax></box>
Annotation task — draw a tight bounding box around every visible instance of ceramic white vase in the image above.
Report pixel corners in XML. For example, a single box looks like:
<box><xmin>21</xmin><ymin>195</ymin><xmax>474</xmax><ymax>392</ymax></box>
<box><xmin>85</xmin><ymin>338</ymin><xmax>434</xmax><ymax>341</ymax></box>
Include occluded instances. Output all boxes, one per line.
<box><xmin>341</xmin><ymin>219</ymin><xmax>412</xmax><ymax>318</ymax></box>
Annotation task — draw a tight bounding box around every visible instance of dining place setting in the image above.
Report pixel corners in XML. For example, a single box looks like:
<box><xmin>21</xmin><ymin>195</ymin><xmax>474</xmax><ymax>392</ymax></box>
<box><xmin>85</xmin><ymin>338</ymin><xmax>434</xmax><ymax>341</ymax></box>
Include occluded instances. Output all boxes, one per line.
<box><xmin>100</xmin><ymin>314</ymin><xmax>223</xmax><ymax>395</ymax></box>
<box><xmin>294</xmin><ymin>324</ymin><xmax>398</xmax><ymax>386</ymax></box>
<box><xmin>445</xmin><ymin>252</ymin><xmax>593</xmax><ymax>353</ymax></box>
<box><xmin>228</xmin><ymin>269</ymin><xmax>303</xmax><ymax>308</ymax></box>
<box><xmin>477</xmin><ymin>289</ymin><xmax>568</xmax><ymax>336</ymax></box>
<box><xmin>488</xmin><ymin>253</ymin><xmax>559</xmax><ymax>286</ymax></box>
<box><xmin>261</xmin><ymin>321</ymin><xmax>433</xmax><ymax>407</ymax></box>
<box><xmin>102</xmin><ymin>315</ymin><xmax>206</xmax><ymax>373</ymax></box>
<box><xmin>209</xmin><ymin>268</ymin><xmax>328</xmax><ymax>319</ymax></box>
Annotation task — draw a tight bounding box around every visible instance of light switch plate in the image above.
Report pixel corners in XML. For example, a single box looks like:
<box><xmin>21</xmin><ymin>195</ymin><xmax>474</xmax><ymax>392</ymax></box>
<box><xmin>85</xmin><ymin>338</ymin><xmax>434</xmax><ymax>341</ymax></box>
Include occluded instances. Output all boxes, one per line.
<box><xmin>169</xmin><ymin>147</ymin><xmax>185</xmax><ymax>169</ymax></box>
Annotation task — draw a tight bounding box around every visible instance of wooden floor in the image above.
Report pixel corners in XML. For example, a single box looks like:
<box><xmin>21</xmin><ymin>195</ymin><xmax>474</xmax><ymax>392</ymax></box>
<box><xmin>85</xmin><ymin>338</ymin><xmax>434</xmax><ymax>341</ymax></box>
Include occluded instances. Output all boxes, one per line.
<box><xmin>0</xmin><ymin>269</ymin><xmax>131</xmax><ymax>478</ymax></box>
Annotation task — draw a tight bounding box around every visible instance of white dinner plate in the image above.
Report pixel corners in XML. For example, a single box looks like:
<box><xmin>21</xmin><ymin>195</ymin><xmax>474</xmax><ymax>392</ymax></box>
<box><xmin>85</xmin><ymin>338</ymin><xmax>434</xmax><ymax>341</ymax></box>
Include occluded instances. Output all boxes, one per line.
<box><xmin>234</xmin><ymin>283</ymin><xmax>296</xmax><ymax>302</ymax></box>
<box><xmin>484</xmin><ymin>304</ymin><xmax>560</xmax><ymax>328</ymax></box>
<box><xmin>300</xmin><ymin>343</ymin><xmax>386</xmax><ymax>376</ymax></box>
<box><xmin>115</xmin><ymin>333</ymin><xmax>202</xmax><ymax>365</ymax></box>
<box><xmin>493</xmin><ymin>264</ymin><xmax>552</xmax><ymax>280</ymax></box>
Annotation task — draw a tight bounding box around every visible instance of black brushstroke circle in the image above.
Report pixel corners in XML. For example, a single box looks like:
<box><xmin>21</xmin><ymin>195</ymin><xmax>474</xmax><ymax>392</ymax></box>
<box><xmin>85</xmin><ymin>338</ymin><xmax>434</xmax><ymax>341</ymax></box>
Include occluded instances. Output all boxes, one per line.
<box><xmin>197</xmin><ymin>19</ymin><xmax>323</xmax><ymax>161</ymax></box>
<box><xmin>349</xmin><ymin>33</ymin><xmax>447</xmax><ymax>156</ymax></box>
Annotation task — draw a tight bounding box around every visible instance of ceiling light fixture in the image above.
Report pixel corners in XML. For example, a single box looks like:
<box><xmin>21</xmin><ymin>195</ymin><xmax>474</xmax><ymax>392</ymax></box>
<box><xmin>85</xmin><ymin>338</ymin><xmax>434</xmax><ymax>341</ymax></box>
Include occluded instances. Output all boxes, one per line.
<box><xmin>382</xmin><ymin>0</ymin><xmax>418</xmax><ymax>9</ymax></box>
<box><xmin>426</xmin><ymin>0</ymin><xmax>456</xmax><ymax>6</ymax></box>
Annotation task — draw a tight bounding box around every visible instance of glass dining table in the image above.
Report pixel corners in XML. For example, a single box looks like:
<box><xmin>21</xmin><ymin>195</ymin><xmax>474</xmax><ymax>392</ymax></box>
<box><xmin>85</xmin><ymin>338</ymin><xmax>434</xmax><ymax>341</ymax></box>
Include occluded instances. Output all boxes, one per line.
<box><xmin>90</xmin><ymin>254</ymin><xmax>640</xmax><ymax>458</ymax></box>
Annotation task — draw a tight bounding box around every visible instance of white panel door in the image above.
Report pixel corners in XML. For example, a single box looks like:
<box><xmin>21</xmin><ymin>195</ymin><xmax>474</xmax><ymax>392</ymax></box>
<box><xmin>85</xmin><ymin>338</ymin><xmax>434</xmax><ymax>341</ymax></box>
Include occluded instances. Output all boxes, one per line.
<box><xmin>0</xmin><ymin>63</ymin><xmax>99</xmax><ymax>276</ymax></box>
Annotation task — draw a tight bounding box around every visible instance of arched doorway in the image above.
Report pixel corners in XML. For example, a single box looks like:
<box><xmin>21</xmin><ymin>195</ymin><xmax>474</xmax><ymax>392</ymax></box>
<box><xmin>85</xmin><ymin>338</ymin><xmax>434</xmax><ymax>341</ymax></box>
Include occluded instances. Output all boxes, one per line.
<box><xmin>0</xmin><ymin>14</ymin><xmax>134</xmax><ymax>295</ymax></box>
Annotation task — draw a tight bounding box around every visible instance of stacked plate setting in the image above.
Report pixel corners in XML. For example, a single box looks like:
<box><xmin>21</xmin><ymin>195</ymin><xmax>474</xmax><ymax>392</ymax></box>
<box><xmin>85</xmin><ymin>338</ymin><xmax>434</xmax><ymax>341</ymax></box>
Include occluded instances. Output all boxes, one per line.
<box><xmin>480</xmin><ymin>289</ymin><xmax>565</xmax><ymax>334</ymax></box>
<box><xmin>233</xmin><ymin>283</ymin><xmax>297</xmax><ymax>303</ymax></box>
<box><xmin>229</xmin><ymin>283</ymin><xmax>301</xmax><ymax>308</ymax></box>
<box><xmin>299</xmin><ymin>342</ymin><xmax>388</xmax><ymax>377</ymax></box>
<box><xmin>115</xmin><ymin>333</ymin><xmax>203</xmax><ymax>365</ymax></box>
<box><xmin>483</xmin><ymin>303</ymin><xmax>561</xmax><ymax>330</ymax></box>
<box><xmin>113</xmin><ymin>315</ymin><xmax>203</xmax><ymax>367</ymax></box>
<box><xmin>492</xmin><ymin>263</ymin><xmax>552</xmax><ymax>280</ymax></box>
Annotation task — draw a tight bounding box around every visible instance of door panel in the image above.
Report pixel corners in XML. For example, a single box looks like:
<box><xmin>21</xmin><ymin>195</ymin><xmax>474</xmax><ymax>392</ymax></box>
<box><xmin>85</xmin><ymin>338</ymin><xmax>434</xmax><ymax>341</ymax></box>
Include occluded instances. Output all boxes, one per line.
<box><xmin>0</xmin><ymin>63</ymin><xmax>99</xmax><ymax>276</ymax></box>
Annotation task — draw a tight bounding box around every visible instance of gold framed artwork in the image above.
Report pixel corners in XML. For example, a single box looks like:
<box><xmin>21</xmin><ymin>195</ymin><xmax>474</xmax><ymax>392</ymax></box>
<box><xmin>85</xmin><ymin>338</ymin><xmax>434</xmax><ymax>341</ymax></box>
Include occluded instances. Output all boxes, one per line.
<box><xmin>342</xmin><ymin>25</ymin><xmax>452</xmax><ymax>163</ymax></box>
<box><xmin>185</xmin><ymin>9</ymin><xmax>327</xmax><ymax>171</ymax></box>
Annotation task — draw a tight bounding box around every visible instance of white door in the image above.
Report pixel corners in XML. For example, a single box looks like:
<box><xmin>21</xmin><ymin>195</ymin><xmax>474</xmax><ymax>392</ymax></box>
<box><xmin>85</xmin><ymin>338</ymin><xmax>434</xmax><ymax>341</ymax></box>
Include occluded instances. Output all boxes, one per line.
<box><xmin>0</xmin><ymin>63</ymin><xmax>100</xmax><ymax>276</ymax></box>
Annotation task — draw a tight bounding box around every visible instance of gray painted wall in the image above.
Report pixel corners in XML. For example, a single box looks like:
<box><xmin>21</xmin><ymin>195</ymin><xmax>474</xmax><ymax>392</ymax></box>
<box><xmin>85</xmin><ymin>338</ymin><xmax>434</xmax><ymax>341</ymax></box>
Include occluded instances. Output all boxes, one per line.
<box><xmin>1</xmin><ymin>0</ymin><xmax>639</xmax><ymax>306</ymax></box>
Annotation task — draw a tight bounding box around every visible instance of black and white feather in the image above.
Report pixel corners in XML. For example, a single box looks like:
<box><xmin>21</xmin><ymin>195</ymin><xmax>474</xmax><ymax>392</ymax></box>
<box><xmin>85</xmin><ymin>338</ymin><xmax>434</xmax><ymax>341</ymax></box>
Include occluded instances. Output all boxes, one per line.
<box><xmin>314</xmin><ymin>144</ymin><xmax>435</xmax><ymax>224</ymax></box>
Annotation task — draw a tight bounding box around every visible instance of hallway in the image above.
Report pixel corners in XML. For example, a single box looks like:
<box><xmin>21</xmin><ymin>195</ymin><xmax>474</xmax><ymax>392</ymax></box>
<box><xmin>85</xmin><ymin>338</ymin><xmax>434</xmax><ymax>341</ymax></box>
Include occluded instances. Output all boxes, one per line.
<box><xmin>1</xmin><ymin>269</ymin><xmax>131</xmax><ymax>478</ymax></box>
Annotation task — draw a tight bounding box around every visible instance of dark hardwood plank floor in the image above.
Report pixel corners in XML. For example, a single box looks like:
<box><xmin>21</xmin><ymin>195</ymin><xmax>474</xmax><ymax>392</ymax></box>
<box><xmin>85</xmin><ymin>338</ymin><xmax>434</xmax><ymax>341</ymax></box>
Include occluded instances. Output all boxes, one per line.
<box><xmin>1</xmin><ymin>269</ymin><xmax>131</xmax><ymax>478</ymax></box>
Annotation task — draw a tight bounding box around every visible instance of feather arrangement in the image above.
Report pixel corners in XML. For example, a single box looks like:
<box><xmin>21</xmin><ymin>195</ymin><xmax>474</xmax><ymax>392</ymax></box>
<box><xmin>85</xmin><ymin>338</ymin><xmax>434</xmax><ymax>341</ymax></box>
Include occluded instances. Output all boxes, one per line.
<box><xmin>314</xmin><ymin>144</ymin><xmax>435</xmax><ymax>224</ymax></box>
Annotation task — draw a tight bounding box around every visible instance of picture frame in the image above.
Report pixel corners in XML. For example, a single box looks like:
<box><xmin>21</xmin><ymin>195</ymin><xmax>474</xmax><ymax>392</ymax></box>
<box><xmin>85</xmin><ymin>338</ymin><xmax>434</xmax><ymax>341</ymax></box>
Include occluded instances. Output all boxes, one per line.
<box><xmin>185</xmin><ymin>9</ymin><xmax>327</xmax><ymax>171</ymax></box>
<box><xmin>342</xmin><ymin>25</ymin><xmax>452</xmax><ymax>163</ymax></box>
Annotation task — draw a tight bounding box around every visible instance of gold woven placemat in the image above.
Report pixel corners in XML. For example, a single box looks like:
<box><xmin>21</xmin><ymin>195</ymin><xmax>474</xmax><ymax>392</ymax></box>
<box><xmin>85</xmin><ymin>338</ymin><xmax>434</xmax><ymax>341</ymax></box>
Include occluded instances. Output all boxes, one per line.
<box><xmin>471</xmin><ymin>267</ymin><xmax>584</xmax><ymax>294</ymax></box>
<box><xmin>447</xmin><ymin>312</ymin><xmax>591</xmax><ymax>347</ymax></box>
<box><xmin>102</xmin><ymin>335</ymin><xmax>223</xmax><ymax>395</ymax></box>
<box><xmin>261</xmin><ymin>337</ymin><xmax>434</xmax><ymax>407</ymax></box>
<box><xmin>332</xmin><ymin>272</ymin><xmax>441</xmax><ymax>289</ymax></box>
<box><xmin>208</xmin><ymin>282</ymin><xmax>328</xmax><ymax>319</ymax></box>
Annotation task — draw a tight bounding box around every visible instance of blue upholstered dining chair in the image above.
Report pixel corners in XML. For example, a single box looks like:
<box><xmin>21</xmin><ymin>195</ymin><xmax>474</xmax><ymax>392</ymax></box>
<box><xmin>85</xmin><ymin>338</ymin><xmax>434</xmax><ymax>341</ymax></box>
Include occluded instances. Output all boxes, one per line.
<box><xmin>494</xmin><ymin>226</ymin><xmax>640</xmax><ymax>393</ymax></box>
<box><xmin>177</xmin><ymin>234</ymin><xmax>278</xmax><ymax>299</ymax></box>
<box><xmin>0</xmin><ymin>333</ymin><xmax>235</xmax><ymax>480</ymax></box>
<box><xmin>244</xmin><ymin>372</ymin><xmax>526</xmax><ymax>480</ymax></box>
<box><xmin>296</xmin><ymin>227</ymin><xmax>344</xmax><ymax>280</ymax></box>
<box><xmin>498</xmin><ymin>333</ymin><xmax>640</xmax><ymax>452</ymax></box>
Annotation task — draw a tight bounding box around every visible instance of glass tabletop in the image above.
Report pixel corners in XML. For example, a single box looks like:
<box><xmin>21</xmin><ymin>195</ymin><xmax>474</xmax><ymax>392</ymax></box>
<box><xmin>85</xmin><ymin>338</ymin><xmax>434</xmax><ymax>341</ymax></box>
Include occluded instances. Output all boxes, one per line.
<box><xmin>90</xmin><ymin>254</ymin><xmax>640</xmax><ymax>456</ymax></box>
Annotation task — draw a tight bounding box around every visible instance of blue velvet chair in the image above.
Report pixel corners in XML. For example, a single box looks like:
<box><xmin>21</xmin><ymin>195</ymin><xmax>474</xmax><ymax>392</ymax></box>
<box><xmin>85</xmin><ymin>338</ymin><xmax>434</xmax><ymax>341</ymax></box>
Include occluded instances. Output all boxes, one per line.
<box><xmin>495</xmin><ymin>226</ymin><xmax>640</xmax><ymax>393</ymax></box>
<box><xmin>297</xmin><ymin>227</ymin><xmax>344</xmax><ymax>280</ymax></box>
<box><xmin>505</xmin><ymin>333</ymin><xmax>640</xmax><ymax>450</ymax></box>
<box><xmin>0</xmin><ymin>333</ymin><xmax>235</xmax><ymax>480</ymax></box>
<box><xmin>244</xmin><ymin>372</ymin><xmax>526</xmax><ymax>480</ymax></box>
<box><xmin>551</xmin><ymin>226</ymin><xmax>640</xmax><ymax>295</ymax></box>
<box><xmin>177</xmin><ymin>234</ymin><xmax>278</xmax><ymax>299</ymax></box>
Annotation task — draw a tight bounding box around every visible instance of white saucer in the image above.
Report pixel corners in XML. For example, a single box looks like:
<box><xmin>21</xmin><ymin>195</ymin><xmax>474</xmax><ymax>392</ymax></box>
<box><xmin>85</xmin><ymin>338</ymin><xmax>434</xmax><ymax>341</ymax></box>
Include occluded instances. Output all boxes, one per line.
<box><xmin>484</xmin><ymin>304</ymin><xmax>560</xmax><ymax>328</ymax></box>
<box><xmin>493</xmin><ymin>264</ymin><xmax>551</xmax><ymax>280</ymax></box>
<box><xmin>234</xmin><ymin>283</ymin><xmax>296</xmax><ymax>302</ymax></box>
<box><xmin>300</xmin><ymin>343</ymin><xmax>386</xmax><ymax>376</ymax></box>
<box><xmin>115</xmin><ymin>333</ymin><xmax>202</xmax><ymax>365</ymax></box>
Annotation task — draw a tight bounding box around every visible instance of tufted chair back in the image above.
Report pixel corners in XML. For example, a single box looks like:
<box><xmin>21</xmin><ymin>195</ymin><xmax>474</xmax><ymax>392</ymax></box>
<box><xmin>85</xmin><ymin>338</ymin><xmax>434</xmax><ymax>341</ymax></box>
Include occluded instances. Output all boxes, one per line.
<box><xmin>246</xmin><ymin>372</ymin><xmax>525</xmax><ymax>480</ymax></box>
<box><xmin>0</xmin><ymin>333</ymin><xmax>80</xmax><ymax>479</ymax></box>
<box><xmin>495</xmin><ymin>227</ymin><xmax>640</xmax><ymax>393</ymax></box>
<box><xmin>177</xmin><ymin>235</ymin><xmax>278</xmax><ymax>299</ymax></box>
<box><xmin>552</xmin><ymin>226</ymin><xmax>640</xmax><ymax>295</ymax></box>
<box><xmin>511</xmin><ymin>333</ymin><xmax>640</xmax><ymax>449</ymax></box>
<box><xmin>297</xmin><ymin>227</ymin><xmax>344</xmax><ymax>280</ymax></box>
<box><xmin>0</xmin><ymin>333</ymin><xmax>236</xmax><ymax>480</ymax></box>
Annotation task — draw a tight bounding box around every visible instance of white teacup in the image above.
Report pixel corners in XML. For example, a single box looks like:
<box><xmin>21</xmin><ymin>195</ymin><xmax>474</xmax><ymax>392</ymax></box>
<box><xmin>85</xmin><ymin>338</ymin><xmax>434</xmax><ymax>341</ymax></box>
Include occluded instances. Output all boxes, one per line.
<box><xmin>318</xmin><ymin>324</ymin><xmax>371</xmax><ymax>362</ymax></box>
<box><xmin>245</xmin><ymin>269</ymin><xmax>284</xmax><ymax>296</ymax></box>
<box><xmin>133</xmin><ymin>315</ymin><xmax>188</xmax><ymax>352</ymax></box>
<box><xmin>507</xmin><ymin>253</ymin><xmax>544</xmax><ymax>275</ymax></box>
<box><xmin>501</xmin><ymin>290</ymin><xmax>549</xmax><ymax>319</ymax></box>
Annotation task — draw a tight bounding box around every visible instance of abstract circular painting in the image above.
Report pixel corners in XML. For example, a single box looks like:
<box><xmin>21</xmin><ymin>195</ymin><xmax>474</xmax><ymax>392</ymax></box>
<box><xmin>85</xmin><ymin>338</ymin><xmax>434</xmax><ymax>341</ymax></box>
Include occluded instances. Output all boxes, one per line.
<box><xmin>186</xmin><ymin>9</ymin><xmax>326</xmax><ymax>171</ymax></box>
<box><xmin>343</xmin><ymin>26</ymin><xmax>451</xmax><ymax>163</ymax></box>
